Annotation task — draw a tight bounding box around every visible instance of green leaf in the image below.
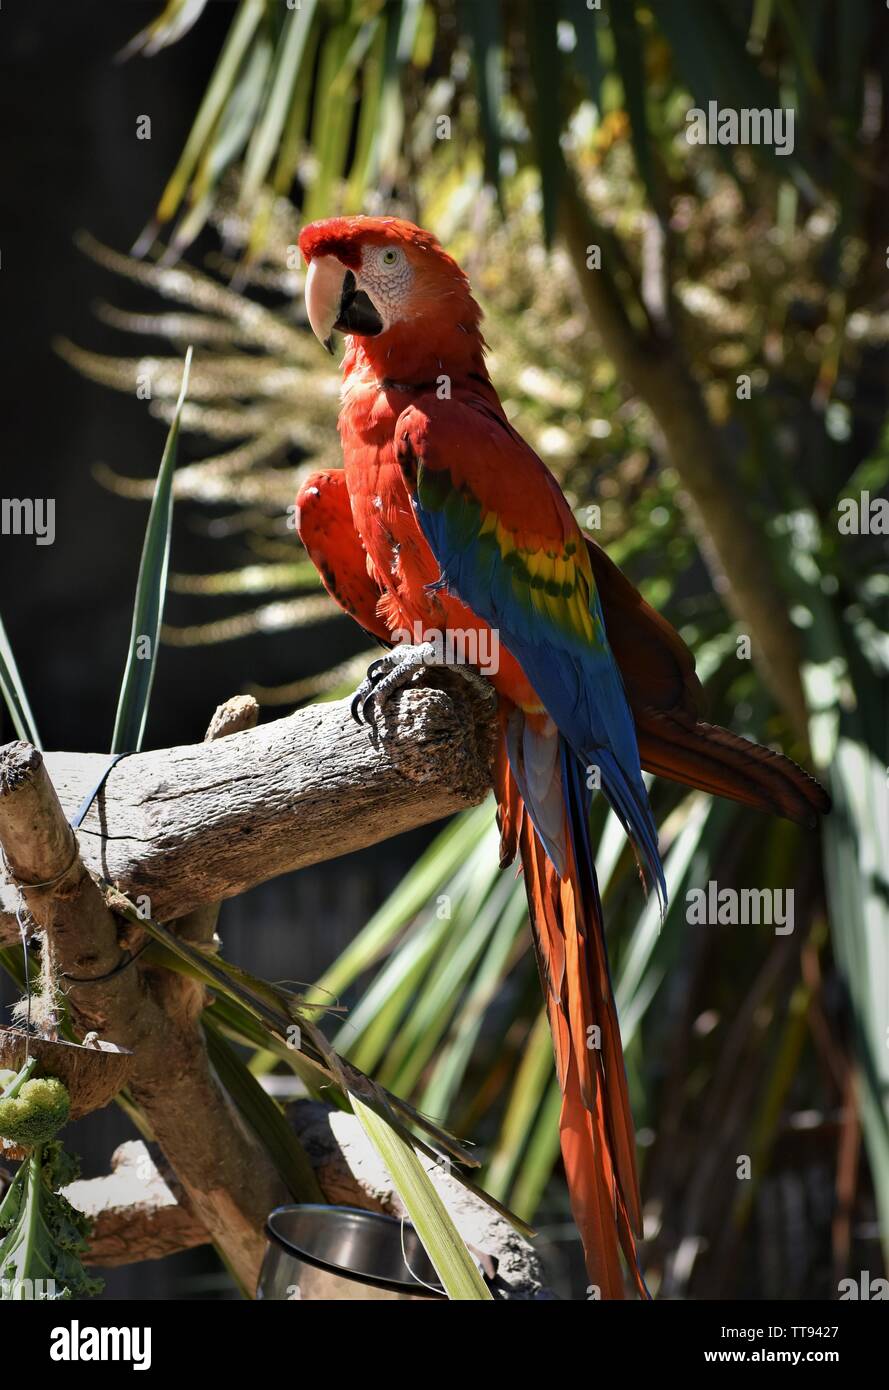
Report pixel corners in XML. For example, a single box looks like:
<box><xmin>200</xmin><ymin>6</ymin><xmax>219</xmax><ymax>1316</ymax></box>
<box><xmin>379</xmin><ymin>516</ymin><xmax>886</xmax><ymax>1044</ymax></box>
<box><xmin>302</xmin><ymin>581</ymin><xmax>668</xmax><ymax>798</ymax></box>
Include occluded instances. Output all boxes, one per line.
<box><xmin>773</xmin><ymin>0</ymin><xmax>824</xmax><ymax>98</ymax></box>
<box><xmin>203</xmin><ymin>1016</ymin><xmax>324</xmax><ymax>1203</ymax></box>
<box><xmin>461</xmin><ymin>0</ymin><xmax>504</xmax><ymax>202</ymax></box>
<box><xmin>343</xmin><ymin>20</ymin><xmax>385</xmax><ymax>210</ymax></box>
<box><xmin>303</xmin><ymin>20</ymin><xmax>359</xmax><ymax>223</ymax></box>
<box><xmin>508</xmin><ymin>1070</ymin><xmax>563</xmax><ymax>1219</ymax></box>
<box><xmin>606</xmin><ymin>0</ymin><xmax>661</xmax><ymax>214</ymax></box>
<box><xmin>419</xmin><ymin>878</ymin><xmax>527</xmax><ymax>1116</ymax></box>
<box><xmin>138</xmin><ymin>0</ymin><xmax>265</xmax><ymax>244</ymax></box>
<box><xmin>311</xmin><ymin>802</ymin><xmax>492</xmax><ymax>1000</ymax></box>
<box><xmin>240</xmin><ymin>0</ymin><xmax>319</xmax><ymax>209</ymax></box>
<box><xmin>0</xmin><ymin>1146</ymin><xmax>102</xmax><ymax>1301</ymax></box>
<box><xmin>652</xmin><ymin>0</ymin><xmax>820</xmax><ymax>199</ymax></box>
<box><xmin>822</xmin><ymin>732</ymin><xmax>889</xmax><ymax>1269</ymax></box>
<box><xmin>485</xmin><ymin>1010</ymin><xmax>555</xmax><ymax>1203</ymax></box>
<box><xmin>380</xmin><ymin>870</ymin><xmax>517</xmax><ymax>1095</ymax></box>
<box><xmin>333</xmin><ymin>907</ymin><xmax>453</xmax><ymax>1072</ymax></box>
<box><xmin>273</xmin><ymin>26</ymin><xmax>322</xmax><ymax>201</ymax></box>
<box><xmin>349</xmin><ymin>1093</ymin><xmax>493</xmax><ymax>1301</ymax></box>
<box><xmin>564</xmin><ymin>0</ymin><xmax>603</xmax><ymax>110</ymax></box>
<box><xmin>527</xmin><ymin>0</ymin><xmax>564</xmax><ymax>248</ymax></box>
<box><xmin>0</xmin><ymin>948</ymin><xmax>25</xmax><ymax>991</ymax></box>
<box><xmin>0</xmin><ymin>611</ymin><xmax>41</xmax><ymax>748</ymax></box>
<box><xmin>375</xmin><ymin>1</ymin><xmax>414</xmax><ymax>188</ymax></box>
<box><xmin>111</xmin><ymin>346</ymin><xmax>192</xmax><ymax>754</ymax></box>
<box><xmin>332</xmin><ymin>833</ymin><xmax>499</xmax><ymax>1072</ymax></box>
<box><xmin>171</xmin><ymin>30</ymin><xmax>275</xmax><ymax>256</ymax></box>
<box><xmin>119</xmin><ymin>0</ymin><xmax>210</xmax><ymax>61</ymax></box>
<box><xmin>746</xmin><ymin>0</ymin><xmax>773</xmax><ymax>55</ymax></box>
<box><xmin>616</xmin><ymin>794</ymin><xmax>717</xmax><ymax>1040</ymax></box>
<box><xmin>110</xmin><ymin>884</ymin><xmax>488</xmax><ymax>1176</ymax></box>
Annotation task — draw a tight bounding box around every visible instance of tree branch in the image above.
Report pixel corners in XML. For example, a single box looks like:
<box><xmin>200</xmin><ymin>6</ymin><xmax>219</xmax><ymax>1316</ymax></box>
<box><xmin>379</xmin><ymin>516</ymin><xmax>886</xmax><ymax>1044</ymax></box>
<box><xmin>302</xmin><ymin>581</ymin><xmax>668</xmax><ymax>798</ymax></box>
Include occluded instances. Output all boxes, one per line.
<box><xmin>0</xmin><ymin>725</ymin><xmax>286</xmax><ymax>1291</ymax></box>
<box><xmin>72</xmin><ymin>1107</ymin><xmax>553</xmax><ymax>1298</ymax></box>
<box><xmin>66</xmin><ymin>1141</ymin><xmax>208</xmax><ymax>1266</ymax></box>
<box><xmin>0</xmin><ymin>681</ymin><xmax>498</xmax><ymax>1291</ymax></box>
<box><xmin>0</xmin><ymin>674</ymin><xmax>497</xmax><ymax>938</ymax></box>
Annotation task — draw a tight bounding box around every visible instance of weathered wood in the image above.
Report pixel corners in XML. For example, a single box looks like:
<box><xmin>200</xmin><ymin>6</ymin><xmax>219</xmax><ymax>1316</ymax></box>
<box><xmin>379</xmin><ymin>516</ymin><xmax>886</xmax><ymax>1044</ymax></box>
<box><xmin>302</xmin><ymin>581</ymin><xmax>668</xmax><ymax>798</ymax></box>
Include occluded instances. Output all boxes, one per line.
<box><xmin>0</xmin><ymin>728</ymin><xmax>287</xmax><ymax>1291</ymax></box>
<box><xmin>0</xmin><ymin>882</ymin><xmax>21</xmax><ymax>948</ymax></box>
<box><xmin>73</xmin><ymin>1112</ymin><xmax>554</xmax><ymax>1298</ymax></box>
<box><xmin>67</xmin><ymin>1141</ymin><xmax>208</xmax><ymax>1267</ymax></box>
<box><xmin>0</xmin><ymin>739</ymin><xmax>145</xmax><ymax>1040</ymax></box>
<box><xmin>171</xmin><ymin>693</ymin><xmax>260</xmax><ymax>1019</ymax></box>
<box><xmin>0</xmin><ymin>675</ymin><xmax>495</xmax><ymax>937</ymax></box>
<box><xmin>0</xmin><ymin>685</ymin><xmax>501</xmax><ymax>1293</ymax></box>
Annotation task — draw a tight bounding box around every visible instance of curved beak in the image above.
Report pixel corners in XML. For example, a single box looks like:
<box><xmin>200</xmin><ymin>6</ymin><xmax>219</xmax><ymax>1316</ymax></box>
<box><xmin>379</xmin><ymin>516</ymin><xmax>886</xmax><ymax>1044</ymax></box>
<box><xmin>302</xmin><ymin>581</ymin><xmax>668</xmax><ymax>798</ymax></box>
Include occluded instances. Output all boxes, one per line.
<box><xmin>304</xmin><ymin>255</ymin><xmax>384</xmax><ymax>354</ymax></box>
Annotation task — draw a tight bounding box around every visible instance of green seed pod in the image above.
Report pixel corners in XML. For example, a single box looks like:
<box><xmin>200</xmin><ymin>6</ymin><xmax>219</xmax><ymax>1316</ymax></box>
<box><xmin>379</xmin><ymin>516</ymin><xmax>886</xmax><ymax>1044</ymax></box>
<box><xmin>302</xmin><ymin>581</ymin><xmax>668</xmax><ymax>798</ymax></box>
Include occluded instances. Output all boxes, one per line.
<box><xmin>0</xmin><ymin>1077</ymin><xmax>71</xmax><ymax>1147</ymax></box>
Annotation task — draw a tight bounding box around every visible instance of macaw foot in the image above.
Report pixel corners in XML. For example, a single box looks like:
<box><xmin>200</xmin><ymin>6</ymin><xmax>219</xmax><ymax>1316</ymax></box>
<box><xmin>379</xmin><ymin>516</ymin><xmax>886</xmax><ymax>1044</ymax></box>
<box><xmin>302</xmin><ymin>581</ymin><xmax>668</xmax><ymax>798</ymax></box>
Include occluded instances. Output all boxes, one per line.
<box><xmin>350</xmin><ymin>642</ymin><xmax>491</xmax><ymax>724</ymax></box>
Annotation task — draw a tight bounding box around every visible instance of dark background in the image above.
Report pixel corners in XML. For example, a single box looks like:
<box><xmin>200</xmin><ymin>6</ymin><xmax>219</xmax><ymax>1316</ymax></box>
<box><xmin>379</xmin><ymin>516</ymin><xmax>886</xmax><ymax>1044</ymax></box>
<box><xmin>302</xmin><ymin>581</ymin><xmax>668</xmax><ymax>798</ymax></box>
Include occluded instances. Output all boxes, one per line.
<box><xmin>0</xmin><ymin>1</ymin><xmax>431</xmax><ymax>1299</ymax></box>
<box><xmin>2</xmin><ymin>0</ymin><xmax>291</xmax><ymax>752</ymax></box>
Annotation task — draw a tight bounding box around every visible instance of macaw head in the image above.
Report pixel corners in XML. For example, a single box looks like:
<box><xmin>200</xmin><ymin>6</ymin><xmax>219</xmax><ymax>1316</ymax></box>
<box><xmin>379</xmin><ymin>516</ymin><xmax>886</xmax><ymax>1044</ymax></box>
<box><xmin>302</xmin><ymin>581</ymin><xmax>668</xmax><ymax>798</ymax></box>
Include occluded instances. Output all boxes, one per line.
<box><xmin>298</xmin><ymin>215</ymin><xmax>485</xmax><ymax>378</ymax></box>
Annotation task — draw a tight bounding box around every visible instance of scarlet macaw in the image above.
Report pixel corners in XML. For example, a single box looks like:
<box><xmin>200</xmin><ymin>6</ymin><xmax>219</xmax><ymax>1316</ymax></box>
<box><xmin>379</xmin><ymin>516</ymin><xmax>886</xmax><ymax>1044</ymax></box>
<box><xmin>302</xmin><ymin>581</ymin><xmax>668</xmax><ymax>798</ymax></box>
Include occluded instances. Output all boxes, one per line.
<box><xmin>295</xmin><ymin>216</ymin><xmax>829</xmax><ymax>1298</ymax></box>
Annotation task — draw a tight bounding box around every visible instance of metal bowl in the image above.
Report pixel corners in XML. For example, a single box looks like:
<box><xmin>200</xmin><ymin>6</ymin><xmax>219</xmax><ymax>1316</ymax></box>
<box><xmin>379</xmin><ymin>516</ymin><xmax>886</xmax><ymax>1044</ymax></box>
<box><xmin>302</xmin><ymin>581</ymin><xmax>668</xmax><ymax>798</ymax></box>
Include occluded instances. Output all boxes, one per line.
<box><xmin>257</xmin><ymin>1204</ymin><xmax>447</xmax><ymax>1301</ymax></box>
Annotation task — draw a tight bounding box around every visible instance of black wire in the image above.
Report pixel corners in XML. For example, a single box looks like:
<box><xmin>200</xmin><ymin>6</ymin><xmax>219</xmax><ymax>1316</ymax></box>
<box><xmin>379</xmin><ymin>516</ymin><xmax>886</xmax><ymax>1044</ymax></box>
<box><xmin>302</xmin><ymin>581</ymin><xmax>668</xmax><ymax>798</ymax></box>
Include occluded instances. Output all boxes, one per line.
<box><xmin>60</xmin><ymin>751</ymin><xmax>142</xmax><ymax>984</ymax></box>
<box><xmin>69</xmin><ymin>751</ymin><xmax>131</xmax><ymax>830</ymax></box>
<box><xmin>59</xmin><ymin>939</ymin><xmax>151</xmax><ymax>985</ymax></box>
<box><xmin>6</xmin><ymin>750</ymin><xmax>135</xmax><ymax>1020</ymax></box>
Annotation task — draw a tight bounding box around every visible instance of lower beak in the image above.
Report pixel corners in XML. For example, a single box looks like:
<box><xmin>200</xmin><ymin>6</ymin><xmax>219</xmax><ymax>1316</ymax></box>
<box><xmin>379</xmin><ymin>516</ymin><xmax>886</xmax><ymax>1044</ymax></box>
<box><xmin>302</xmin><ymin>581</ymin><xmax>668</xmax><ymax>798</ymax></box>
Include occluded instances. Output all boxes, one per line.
<box><xmin>304</xmin><ymin>256</ymin><xmax>383</xmax><ymax>354</ymax></box>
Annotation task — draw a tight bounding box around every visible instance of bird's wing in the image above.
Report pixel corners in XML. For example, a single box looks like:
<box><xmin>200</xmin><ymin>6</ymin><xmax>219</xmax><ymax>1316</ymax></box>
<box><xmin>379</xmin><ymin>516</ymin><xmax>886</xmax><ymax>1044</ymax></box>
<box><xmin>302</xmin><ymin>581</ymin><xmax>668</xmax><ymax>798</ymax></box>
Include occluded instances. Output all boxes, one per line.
<box><xmin>295</xmin><ymin>469</ymin><xmax>391</xmax><ymax>644</ymax></box>
<box><xmin>396</xmin><ymin>392</ymin><xmax>663</xmax><ymax>896</ymax></box>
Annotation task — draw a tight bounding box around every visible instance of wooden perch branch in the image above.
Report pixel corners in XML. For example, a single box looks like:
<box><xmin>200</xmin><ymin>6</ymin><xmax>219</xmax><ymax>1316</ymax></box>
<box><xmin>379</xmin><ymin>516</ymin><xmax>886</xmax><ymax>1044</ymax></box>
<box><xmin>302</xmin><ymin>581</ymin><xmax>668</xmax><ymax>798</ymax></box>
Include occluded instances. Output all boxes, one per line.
<box><xmin>0</xmin><ymin>883</ymin><xmax>22</xmax><ymax>949</ymax></box>
<box><xmin>66</xmin><ymin>1141</ymin><xmax>208</xmax><ymax>1266</ymax></box>
<box><xmin>71</xmin><ymin>1108</ymin><xmax>553</xmax><ymax>1298</ymax></box>
<box><xmin>0</xmin><ymin>682</ymin><xmax>499</xmax><ymax>1292</ymax></box>
<box><xmin>0</xmin><ymin>740</ymin><xmax>146</xmax><ymax>1039</ymax></box>
<box><xmin>1</xmin><ymin>674</ymin><xmax>496</xmax><ymax>942</ymax></box>
<box><xmin>0</xmin><ymin>712</ymin><xmax>286</xmax><ymax>1291</ymax></box>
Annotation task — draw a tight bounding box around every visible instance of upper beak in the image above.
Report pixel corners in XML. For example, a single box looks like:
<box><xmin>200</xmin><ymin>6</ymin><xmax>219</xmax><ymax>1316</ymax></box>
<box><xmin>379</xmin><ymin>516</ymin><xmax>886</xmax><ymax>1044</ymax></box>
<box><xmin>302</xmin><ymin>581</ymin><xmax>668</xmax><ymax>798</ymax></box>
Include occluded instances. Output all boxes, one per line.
<box><xmin>304</xmin><ymin>255</ymin><xmax>384</xmax><ymax>354</ymax></box>
<box><xmin>304</xmin><ymin>255</ymin><xmax>346</xmax><ymax>354</ymax></box>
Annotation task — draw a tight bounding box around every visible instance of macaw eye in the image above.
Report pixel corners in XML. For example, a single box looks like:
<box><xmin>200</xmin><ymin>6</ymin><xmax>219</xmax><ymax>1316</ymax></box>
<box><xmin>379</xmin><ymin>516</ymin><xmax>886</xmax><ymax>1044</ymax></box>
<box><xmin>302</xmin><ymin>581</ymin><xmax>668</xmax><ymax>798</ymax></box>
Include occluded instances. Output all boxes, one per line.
<box><xmin>381</xmin><ymin>248</ymin><xmax>400</xmax><ymax>267</ymax></box>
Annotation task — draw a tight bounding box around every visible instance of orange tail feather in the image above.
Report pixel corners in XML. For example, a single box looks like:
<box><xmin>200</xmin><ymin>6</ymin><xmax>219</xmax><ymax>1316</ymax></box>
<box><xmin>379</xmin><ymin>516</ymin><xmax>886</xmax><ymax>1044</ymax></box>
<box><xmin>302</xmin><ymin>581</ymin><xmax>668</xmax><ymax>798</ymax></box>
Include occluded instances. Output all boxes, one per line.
<box><xmin>496</xmin><ymin>727</ymin><xmax>648</xmax><ymax>1299</ymax></box>
<box><xmin>637</xmin><ymin>707</ymin><xmax>830</xmax><ymax>827</ymax></box>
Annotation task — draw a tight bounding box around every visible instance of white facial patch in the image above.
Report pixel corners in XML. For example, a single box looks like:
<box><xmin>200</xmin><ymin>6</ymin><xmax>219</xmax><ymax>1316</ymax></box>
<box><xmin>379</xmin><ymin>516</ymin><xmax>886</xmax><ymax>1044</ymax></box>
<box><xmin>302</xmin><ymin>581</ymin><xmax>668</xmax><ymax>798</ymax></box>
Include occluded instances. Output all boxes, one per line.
<box><xmin>357</xmin><ymin>244</ymin><xmax>413</xmax><ymax>330</ymax></box>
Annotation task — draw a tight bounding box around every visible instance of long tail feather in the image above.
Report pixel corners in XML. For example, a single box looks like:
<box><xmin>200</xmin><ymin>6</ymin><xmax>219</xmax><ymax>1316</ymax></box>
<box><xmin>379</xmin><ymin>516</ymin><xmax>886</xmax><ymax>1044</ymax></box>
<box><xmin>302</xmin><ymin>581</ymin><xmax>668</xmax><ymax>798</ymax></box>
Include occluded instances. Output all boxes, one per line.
<box><xmin>594</xmin><ymin>746</ymin><xmax>666</xmax><ymax>907</ymax></box>
<box><xmin>496</xmin><ymin>715</ymin><xmax>648</xmax><ymax>1298</ymax></box>
<box><xmin>637</xmin><ymin>707</ymin><xmax>831</xmax><ymax>827</ymax></box>
<box><xmin>584</xmin><ymin>532</ymin><xmax>830</xmax><ymax>829</ymax></box>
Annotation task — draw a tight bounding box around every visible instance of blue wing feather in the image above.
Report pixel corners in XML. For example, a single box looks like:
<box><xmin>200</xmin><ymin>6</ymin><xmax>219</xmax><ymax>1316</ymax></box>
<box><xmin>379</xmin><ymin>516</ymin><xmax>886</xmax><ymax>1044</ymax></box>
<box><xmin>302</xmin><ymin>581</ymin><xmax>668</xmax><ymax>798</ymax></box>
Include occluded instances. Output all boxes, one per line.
<box><xmin>398</xmin><ymin>396</ymin><xmax>666</xmax><ymax>905</ymax></box>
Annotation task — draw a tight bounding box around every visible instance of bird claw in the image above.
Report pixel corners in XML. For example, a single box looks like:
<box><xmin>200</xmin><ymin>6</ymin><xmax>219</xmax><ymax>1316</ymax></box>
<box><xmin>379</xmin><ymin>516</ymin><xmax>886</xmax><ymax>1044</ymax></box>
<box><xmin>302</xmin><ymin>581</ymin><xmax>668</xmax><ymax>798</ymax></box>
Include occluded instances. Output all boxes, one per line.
<box><xmin>350</xmin><ymin>642</ymin><xmax>490</xmax><ymax>725</ymax></box>
<box><xmin>351</xmin><ymin>643</ymin><xmax>435</xmax><ymax>724</ymax></box>
<box><xmin>350</xmin><ymin>656</ymin><xmax>392</xmax><ymax>723</ymax></box>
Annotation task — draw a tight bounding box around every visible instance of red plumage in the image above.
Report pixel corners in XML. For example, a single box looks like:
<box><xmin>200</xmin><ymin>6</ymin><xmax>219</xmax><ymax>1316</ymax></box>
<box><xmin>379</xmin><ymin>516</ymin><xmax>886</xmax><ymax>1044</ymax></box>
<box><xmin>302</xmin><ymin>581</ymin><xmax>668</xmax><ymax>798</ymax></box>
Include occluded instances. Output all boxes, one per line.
<box><xmin>295</xmin><ymin>217</ymin><xmax>829</xmax><ymax>1296</ymax></box>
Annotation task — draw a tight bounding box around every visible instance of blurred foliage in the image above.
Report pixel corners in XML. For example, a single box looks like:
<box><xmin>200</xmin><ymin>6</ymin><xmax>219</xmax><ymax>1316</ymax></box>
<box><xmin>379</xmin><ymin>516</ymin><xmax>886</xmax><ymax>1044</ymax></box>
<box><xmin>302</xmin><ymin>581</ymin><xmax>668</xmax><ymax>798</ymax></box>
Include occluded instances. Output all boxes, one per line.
<box><xmin>52</xmin><ymin>0</ymin><xmax>889</xmax><ymax>1298</ymax></box>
